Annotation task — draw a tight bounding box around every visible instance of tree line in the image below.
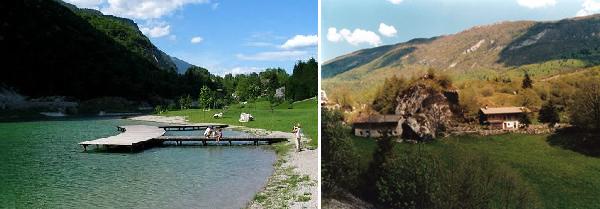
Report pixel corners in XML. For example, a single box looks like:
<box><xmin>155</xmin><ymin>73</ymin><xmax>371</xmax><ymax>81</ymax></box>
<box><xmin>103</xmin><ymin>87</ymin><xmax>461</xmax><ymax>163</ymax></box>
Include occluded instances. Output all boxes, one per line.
<box><xmin>170</xmin><ymin>58</ymin><xmax>318</xmax><ymax>111</ymax></box>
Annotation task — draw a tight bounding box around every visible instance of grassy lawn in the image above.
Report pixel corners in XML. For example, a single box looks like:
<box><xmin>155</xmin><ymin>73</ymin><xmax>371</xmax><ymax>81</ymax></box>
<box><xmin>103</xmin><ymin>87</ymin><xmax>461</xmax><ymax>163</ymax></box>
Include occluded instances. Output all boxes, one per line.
<box><xmin>351</xmin><ymin>134</ymin><xmax>600</xmax><ymax>209</ymax></box>
<box><xmin>160</xmin><ymin>98</ymin><xmax>318</xmax><ymax>147</ymax></box>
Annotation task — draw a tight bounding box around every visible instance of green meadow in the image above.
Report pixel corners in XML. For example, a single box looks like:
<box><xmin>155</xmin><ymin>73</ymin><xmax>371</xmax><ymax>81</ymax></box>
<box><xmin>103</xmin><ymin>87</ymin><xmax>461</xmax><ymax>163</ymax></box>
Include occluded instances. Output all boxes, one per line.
<box><xmin>161</xmin><ymin>98</ymin><xmax>318</xmax><ymax>147</ymax></box>
<box><xmin>351</xmin><ymin>134</ymin><xmax>600</xmax><ymax>209</ymax></box>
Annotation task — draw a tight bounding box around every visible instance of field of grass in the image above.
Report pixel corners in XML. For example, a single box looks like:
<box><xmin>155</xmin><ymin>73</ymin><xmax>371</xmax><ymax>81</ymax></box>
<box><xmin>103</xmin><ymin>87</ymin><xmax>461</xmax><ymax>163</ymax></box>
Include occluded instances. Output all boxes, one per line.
<box><xmin>161</xmin><ymin>98</ymin><xmax>318</xmax><ymax>147</ymax></box>
<box><xmin>350</xmin><ymin>134</ymin><xmax>600</xmax><ymax>209</ymax></box>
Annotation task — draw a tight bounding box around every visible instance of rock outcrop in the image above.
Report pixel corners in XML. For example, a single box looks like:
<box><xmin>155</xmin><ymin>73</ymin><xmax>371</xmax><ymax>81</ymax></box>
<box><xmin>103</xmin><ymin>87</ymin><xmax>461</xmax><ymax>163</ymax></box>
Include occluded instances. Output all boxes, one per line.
<box><xmin>395</xmin><ymin>83</ymin><xmax>455</xmax><ymax>141</ymax></box>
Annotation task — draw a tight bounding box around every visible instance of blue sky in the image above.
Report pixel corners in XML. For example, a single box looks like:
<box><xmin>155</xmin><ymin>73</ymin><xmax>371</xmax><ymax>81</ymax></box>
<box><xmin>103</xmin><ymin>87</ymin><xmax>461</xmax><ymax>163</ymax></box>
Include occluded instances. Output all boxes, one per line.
<box><xmin>323</xmin><ymin>0</ymin><xmax>600</xmax><ymax>61</ymax></box>
<box><xmin>65</xmin><ymin>0</ymin><xmax>317</xmax><ymax>75</ymax></box>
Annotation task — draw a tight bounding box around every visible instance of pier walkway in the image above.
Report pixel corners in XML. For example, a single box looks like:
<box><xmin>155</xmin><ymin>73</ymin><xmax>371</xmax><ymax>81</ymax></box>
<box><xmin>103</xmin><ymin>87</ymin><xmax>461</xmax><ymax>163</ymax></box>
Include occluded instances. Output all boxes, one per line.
<box><xmin>79</xmin><ymin>125</ymin><xmax>288</xmax><ymax>151</ymax></box>
<box><xmin>79</xmin><ymin>125</ymin><xmax>165</xmax><ymax>151</ymax></box>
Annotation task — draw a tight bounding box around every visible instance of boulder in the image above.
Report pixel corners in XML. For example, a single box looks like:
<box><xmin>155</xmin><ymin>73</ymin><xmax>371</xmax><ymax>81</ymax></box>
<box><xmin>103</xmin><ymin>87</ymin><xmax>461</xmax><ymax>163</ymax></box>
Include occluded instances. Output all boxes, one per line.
<box><xmin>395</xmin><ymin>83</ymin><xmax>454</xmax><ymax>141</ymax></box>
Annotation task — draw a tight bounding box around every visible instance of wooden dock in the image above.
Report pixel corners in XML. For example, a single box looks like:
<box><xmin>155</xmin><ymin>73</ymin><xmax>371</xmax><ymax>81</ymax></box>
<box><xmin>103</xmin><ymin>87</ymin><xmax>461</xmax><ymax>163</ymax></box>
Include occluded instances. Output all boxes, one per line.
<box><xmin>155</xmin><ymin>135</ymin><xmax>287</xmax><ymax>146</ymax></box>
<box><xmin>159</xmin><ymin>124</ymin><xmax>228</xmax><ymax>131</ymax></box>
<box><xmin>79</xmin><ymin>125</ymin><xmax>165</xmax><ymax>151</ymax></box>
<box><xmin>79</xmin><ymin>125</ymin><xmax>287</xmax><ymax>151</ymax></box>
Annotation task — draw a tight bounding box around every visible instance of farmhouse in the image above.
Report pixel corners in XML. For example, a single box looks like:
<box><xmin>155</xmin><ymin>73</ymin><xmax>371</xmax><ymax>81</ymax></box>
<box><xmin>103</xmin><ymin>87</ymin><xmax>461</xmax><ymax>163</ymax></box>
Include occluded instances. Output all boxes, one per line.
<box><xmin>479</xmin><ymin>106</ymin><xmax>528</xmax><ymax>130</ymax></box>
<box><xmin>352</xmin><ymin>114</ymin><xmax>401</xmax><ymax>138</ymax></box>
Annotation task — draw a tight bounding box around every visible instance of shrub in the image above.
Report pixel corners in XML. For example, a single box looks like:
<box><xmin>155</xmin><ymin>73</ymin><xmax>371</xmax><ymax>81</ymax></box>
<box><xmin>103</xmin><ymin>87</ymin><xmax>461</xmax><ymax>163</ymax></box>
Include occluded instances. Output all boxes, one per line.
<box><xmin>370</xmin><ymin>146</ymin><xmax>540</xmax><ymax>209</ymax></box>
<box><xmin>375</xmin><ymin>147</ymin><xmax>442</xmax><ymax>209</ymax></box>
<box><xmin>481</xmin><ymin>87</ymin><xmax>494</xmax><ymax>97</ymax></box>
<box><xmin>322</xmin><ymin>109</ymin><xmax>361</xmax><ymax>194</ymax></box>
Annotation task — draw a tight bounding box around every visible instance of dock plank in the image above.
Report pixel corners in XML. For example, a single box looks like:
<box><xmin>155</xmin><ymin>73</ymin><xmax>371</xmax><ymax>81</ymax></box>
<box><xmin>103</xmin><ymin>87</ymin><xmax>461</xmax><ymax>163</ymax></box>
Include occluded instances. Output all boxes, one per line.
<box><xmin>79</xmin><ymin>125</ymin><xmax>165</xmax><ymax>146</ymax></box>
<box><xmin>154</xmin><ymin>136</ymin><xmax>287</xmax><ymax>142</ymax></box>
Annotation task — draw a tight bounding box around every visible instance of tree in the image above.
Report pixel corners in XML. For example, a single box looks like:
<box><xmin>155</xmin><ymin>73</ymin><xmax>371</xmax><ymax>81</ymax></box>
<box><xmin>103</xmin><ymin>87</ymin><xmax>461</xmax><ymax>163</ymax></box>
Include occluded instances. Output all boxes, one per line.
<box><xmin>522</xmin><ymin>72</ymin><xmax>533</xmax><ymax>89</ymax></box>
<box><xmin>520</xmin><ymin>112</ymin><xmax>532</xmax><ymax>127</ymax></box>
<box><xmin>372</xmin><ymin>76</ymin><xmax>407</xmax><ymax>114</ymax></box>
<box><xmin>198</xmin><ymin>86</ymin><xmax>213</xmax><ymax>110</ymax></box>
<box><xmin>539</xmin><ymin>101</ymin><xmax>560</xmax><ymax>126</ymax></box>
<box><xmin>178</xmin><ymin>94</ymin><xmax>193</xmax><ymax>110</ymax></box>
<box><xmin>287</xmin><ymin>58</ymin><xmax>318</xmax><ymax>101</ymax></box>
<box><xmin>570</xmin><ymin>78</ymin><xmax>600</xmax><ymax>131</ymax></box>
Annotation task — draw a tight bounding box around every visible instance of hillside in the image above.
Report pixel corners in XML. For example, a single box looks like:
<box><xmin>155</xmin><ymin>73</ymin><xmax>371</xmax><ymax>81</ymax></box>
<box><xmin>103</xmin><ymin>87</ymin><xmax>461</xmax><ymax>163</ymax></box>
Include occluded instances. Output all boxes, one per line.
<box><xmin>323</xmin><ymin>15</ymin><xmax>600</xmax><ymax>107</ymax></box>
<box><xmin>323</xmin><ymin>15</ymin><xmax>600</xmax><ymax>84</ymax></box>
<box><xmin>60</xmin><ymin>1</ymin><xmax>177</xmax><ymax>72</ymax></box>
<box><xmin>1</xmin><ymin>0</ymin><xmax>182</xmax><ymax>99</ymax></box>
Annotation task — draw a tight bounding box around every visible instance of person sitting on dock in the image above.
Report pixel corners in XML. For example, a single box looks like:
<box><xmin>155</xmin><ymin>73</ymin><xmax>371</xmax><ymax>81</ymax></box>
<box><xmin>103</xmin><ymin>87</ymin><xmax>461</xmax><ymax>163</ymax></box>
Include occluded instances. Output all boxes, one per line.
<box><xmin>216</xmin><ymin>128</ymin><xmax>223</xmax><ymax>145</ymax></box>
<box><xmin>204</xmin><ymin>126</ymin><xmax>213</xmax><ymax>139</ymax></box>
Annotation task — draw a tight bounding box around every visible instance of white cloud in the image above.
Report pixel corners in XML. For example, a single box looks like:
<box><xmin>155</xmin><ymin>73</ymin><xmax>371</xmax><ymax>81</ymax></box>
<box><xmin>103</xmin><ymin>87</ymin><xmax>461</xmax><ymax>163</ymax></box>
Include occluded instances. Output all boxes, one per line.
<box><xmin>577</xmin><ymin>0</ymin><xmax>600</xmax><ymax>16</ymax></box>
<box><xmin>387</xmin><ymin>0</ymin><xmax>404</xmax><ymax>4</ymax></box>
<box><xmin>66</xmin><ymin>0</ymin><xmax>212</xmax><ymax>19</ymax></box>
<box><xmin>98</xmin><ymin>0</ymin><xmax>209</xmax><ymax>20</ymax></box>
<box><xmin>516</xmin><ymin>0</ymin><xmax>556</xmax><ymax>9</ymax></box>
<box><xmin>281</xmin><ymin>35</ymin><xmax>318</xmax><ymax>49</ymax></box>
<box><xmin>378</xmin><ymin>23</ymin><xmax>397</xmax><ymax>37</ymax></box>
<box><xmin>221</xmin><ymin>67</ymin><xmax>261</xmax><ymax>75</ymax></box>
<box><xmin>140</xmin><ymin>22</ymin><xmax>170</xmax><ymax>38</ymax></box>
<box><xmin>327</xmin><ymin>27</ymin><xmax>382</xmax><ymax>46</ymax></box>
<box><xmin>236</xmin><ymin>51</ymin><xmax>309</xmax><ymax>61</ymax></box>
<box><xmin>190</xmin><ymin>36</ymin><xmax>203</xmax><ymax>44</ymax></box>
<box><xmin>327</xmin><ymin>28</ymin><xmax>343</xmax><ymax>42</ymax></box>
<box><xmin>64</xmin><ymin>0</ymin><xmax>104</xmax><ymax>9</ymax></box>
<box><xmin>211</xmin><ymin>2</ymin><xmax>219</xmax><ymax>10</ymax></box>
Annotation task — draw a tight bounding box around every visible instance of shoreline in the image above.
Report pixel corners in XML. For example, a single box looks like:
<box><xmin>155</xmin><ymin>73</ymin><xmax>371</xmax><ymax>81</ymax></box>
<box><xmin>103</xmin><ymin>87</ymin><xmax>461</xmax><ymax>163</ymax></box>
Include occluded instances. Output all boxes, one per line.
<box><xmin>128</xmin><ymin>115</ymin><xmax>319</xmax><ymax>209</ymax></box>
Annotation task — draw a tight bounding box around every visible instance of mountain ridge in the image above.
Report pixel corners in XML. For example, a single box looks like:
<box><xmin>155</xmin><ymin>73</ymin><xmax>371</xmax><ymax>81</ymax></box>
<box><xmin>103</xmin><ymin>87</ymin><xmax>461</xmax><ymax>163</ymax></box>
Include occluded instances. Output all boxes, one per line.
<box><xmin>323</xmin><ymin>14</ymin><xmax>600</xmax><ymax>81</ymax></box>
<box><xmin>1</xmin><ymin>0</ymin><xmax>182</xmax><ymax>99</ymax></box>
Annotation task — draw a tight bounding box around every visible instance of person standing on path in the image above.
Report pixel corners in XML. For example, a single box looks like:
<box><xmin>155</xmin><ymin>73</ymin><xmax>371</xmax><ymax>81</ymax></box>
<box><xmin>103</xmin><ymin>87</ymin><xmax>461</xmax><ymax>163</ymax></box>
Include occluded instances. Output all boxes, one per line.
<box><xmin>292</xmin><ymin>123</ymin><xmax>302</xmax><ymax>152</ymax></box>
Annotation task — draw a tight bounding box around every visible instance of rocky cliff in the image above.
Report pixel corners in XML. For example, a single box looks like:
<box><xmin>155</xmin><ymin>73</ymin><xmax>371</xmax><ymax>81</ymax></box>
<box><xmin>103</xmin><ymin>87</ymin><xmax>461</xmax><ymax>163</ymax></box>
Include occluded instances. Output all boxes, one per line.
<box><xmin>394</xmin><ymin>83</ymin><xmax>457</xmax><ymax>141</ymax></box>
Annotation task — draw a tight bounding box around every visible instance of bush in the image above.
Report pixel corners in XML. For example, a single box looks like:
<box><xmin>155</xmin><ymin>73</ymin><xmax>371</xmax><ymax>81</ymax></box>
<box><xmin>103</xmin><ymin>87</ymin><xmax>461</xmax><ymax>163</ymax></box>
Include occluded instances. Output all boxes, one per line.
<box><xmin>369</xmin><ymin>146</ymin><xmax>540</xmax><ymax>209</ymax></box>
<box><xmin>322</xmin><ymin>109</ymin><xmax>361</xmax><ymax>194</ymax></box>
<box><xmin>154</xmin><ymin>105</ymin><xmax>167</xmax><ymax>114</ymax></box>
<box><xmin>481</xmin><ymin>87</ymin><xmax>494</xmax><ymax>97</ymax></box>
<box><xmin>375</xmin><ymin>147</ymin><xmax>442</xmax><ymax>209</ymax></box>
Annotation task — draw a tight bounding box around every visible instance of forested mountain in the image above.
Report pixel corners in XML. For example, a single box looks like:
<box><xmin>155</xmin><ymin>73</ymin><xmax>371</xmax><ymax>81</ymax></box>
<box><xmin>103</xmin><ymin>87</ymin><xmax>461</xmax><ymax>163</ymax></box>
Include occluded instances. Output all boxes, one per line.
<box><xmin>59</xmin><ymin>1</ymin><xmax>178</xmax><ymax>71</ymax></box>
<box><xmin>323</xmin><ymin>14</ymin><xmax>600</xmax><ymax>81</ymax></box>
<box><xmin>1</xmin><ymin>0</ymin><xmax>182</xmax><ymax>99</ymax></box>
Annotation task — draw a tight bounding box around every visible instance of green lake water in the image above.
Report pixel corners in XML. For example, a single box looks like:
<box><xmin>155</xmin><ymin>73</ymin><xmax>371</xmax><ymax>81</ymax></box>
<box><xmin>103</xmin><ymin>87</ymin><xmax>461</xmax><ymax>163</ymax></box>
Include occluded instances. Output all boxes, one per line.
<box><xmin>0</xmin><ymin>118</ymin><xmax>276</xmax><ymax>209</ymax></box>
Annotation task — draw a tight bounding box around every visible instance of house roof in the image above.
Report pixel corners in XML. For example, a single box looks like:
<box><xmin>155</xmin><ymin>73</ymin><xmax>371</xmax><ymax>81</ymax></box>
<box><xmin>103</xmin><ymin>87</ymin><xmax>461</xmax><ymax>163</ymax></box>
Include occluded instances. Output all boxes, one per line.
<box><xmin>353</xmin><ymin>114</ymin><xmax>402</xmax><ymax>124</ymax></box>
<box><xmin>480</xmin><ymin>107</ymin><xmax>527</xmax><ymax>115</ymax></box>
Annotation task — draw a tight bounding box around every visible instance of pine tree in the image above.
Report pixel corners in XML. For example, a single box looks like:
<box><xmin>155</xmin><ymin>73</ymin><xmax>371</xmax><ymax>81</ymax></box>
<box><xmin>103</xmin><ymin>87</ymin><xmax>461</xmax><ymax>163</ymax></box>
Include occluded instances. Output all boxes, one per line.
<box><xmin>522</xmin><ymin>72</ymin><xmax>533</xmax><ymax>89</ymax></box>
<box><xmin>539</xmin><ymin>101</ymin><xmax>560</xmax><ymax>126</ymax></box>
